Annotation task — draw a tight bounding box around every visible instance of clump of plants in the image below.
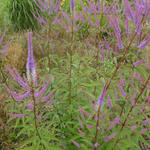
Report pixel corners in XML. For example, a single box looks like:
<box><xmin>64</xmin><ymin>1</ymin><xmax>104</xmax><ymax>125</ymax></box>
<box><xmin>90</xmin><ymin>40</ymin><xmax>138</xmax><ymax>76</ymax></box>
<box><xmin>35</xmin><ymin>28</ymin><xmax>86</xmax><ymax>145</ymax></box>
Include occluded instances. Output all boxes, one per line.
<box><xmin>0</xmin><ymin>0</ymin><xmax>150</xmax><ymax>150</ymax></box>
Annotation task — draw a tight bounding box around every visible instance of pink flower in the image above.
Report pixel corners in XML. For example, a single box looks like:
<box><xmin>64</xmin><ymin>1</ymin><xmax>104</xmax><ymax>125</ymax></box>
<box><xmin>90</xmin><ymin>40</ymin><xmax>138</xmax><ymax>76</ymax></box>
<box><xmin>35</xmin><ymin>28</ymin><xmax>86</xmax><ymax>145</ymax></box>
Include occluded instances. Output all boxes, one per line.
<box><xmin>131</xmin><ymin>125</ymin><xmax>136</xmax><ymax>130</ymax></box>
<box><xmin>37</xmin><ymin>115</ymin><xmax>41</xmax><ymax>119</ymax></box>
<box><xmin>94</xmin><ymin>142</ymin><xmax>98</xmax><ymax>148</ymax></box>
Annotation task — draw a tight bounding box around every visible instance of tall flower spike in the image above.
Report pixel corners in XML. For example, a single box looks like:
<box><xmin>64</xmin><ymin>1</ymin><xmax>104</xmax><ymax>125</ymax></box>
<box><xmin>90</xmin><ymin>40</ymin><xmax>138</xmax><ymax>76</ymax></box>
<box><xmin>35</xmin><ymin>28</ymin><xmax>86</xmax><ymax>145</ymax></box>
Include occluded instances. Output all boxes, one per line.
<box><xmin>97</xmin><ymin>83</ymin><xmax>107</xmax><ymax>106</ymax></box>
<box><xmin>138</xmin><ymin>35</ymin><xmax>150</xmax><ymax>49</ymax></box>
<box><xmin>27</xmin><ymin>32</ymin><xmax>37</xmax><ymax>86</ymax></box>
<box><xmin>70</xmin><ymin>0</ymin><xmax>75</xmax><ymax>12</ymax></box>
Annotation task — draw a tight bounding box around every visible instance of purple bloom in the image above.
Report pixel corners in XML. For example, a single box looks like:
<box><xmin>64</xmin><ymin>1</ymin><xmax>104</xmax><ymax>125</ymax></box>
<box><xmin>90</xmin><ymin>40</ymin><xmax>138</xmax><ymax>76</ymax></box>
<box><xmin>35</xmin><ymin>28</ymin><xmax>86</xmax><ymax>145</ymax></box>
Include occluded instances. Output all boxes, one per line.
<box><xmin>42</xmin><ymin>89</ymin><xmax>55</xmax><ymax>101</ymax></box>
<box><xmin>27</xmin><ymin>32</ymin><xmax>37</xmax><ymax>86</ymax></box>
<box><xmin>79</xmin><ymin>106</ymin><xmax>85</xmax><ymax>120</ymax></box>
<box><xmin>97</xmin><ymin>83</ymin><xmax>107</xmax><ymax>106</ymax></box>
<box><xmin>37</xmin><ymin>115</ymin><xmax>41</xmax><ymax>119</ymax></box>
<box><xmin>142</xmin><ymin>119</ymin><xmax>150</xmax><ymax>125</ymax></box>
<box><xmin>26</xmin><ymin>104</ymin><xmax>34</xmax><ymax>109</ymax></box>
<box><xmin>34</xmin><ymin>77</ymin><xmax>51</xmax><ymax>98</ymax></box>
<box><xmin>72</xmin><ymin>140</ymin><xmax>80</xmax><ymax>148</ymax></box>
<box><xmin>124</xmin><ymin>17</ymin><xmax>130</xmax><ymax>35</ymax></box>
<box><xmin>107</xmin><ymin>95</ymin><xmax>112</xmax><ymax>108</ymax></box>
<box><xmin>108</xmin><ymin>132</ymin><xmax>117</xmax><ymax>140</ymax></box>
<box><xmin>114</xmin><ymin>45</ymin><xmax>118</xmax><ymax>55</ymax></box>
<box><xmin>130</xmin><ymin>71</ymin><xmax>134</xmax><ymax>87</ymax></box>
<box><xmin>6</xmin><ymin>86</ymin><xmax>30</xmax><ymax>101</ymax></box>
<box><xmin>104</xmin><ymin>136</ymin><xmax>108</xmax><ymax>142</ymax></box>
<box><xmin>94</xmin><ymin>143</ymin><xmax>98</xmax><ymax>148</ymax></box>
<box><xmin>123</xmin><ymin>0</ymin><xmax>134</xmax><ymax>20</ymax></box>
<box><xmin>78</xmin><ymin>117</ymin><xmax>84</xmax><ymax>129</ymax></box>
<box><xmin>139</xmin><ymin>129</ymin><xmax>148</xmax><ymax>134</ymax></box>
<box><xmin>131</xmin><ymin>125</ymin><xmax>136</xmax><ymax>130</ymax></box>
<box><xmin>119</xmin><ymin>70</ymin><xmax>125</xmax><ymax>86</ymax></box>
<box><xmin>6</xmin><ymin>67</ymin><xmax>29</xmax><ymax>90</ymax></box>
<box><xmin>86</xmin><ymin>124</ymin><xmax>93</xmax><ymax>128</ymax></box>
<box><xmin>118</xmin><ymin>83</ymin><xmax>126</xmax><ymax>97</ymax></box>
<box><xmin>70</xmin><ymin>0</ymin><xmax>75</xmax><ymax>12</ymax></box>
<box><xmin>104</xmin><ymin>37</ymin><xmax>110</xmax><ymax>51</ymax></box>
<box><xmin>114</xmin><ymin>116</ymin><xmax>120</xmax><ymax>124</ymax></box>
<box><xmin>9</xmin><ymin>113</ymin><xmax>25</xmax><ymax>118</ymax></box>
<box><xmin>109</xmin><ymin>16</ymin><xmax>123</xmax><ymax>49</ymax></box>
<box><xmin>77</xmin><ymin>128</ymin><xmax>86</xmax><ymax>136</ymax></box>
<box><xmin>46</xmin><ymin>94</ymin><xmax>55</xmax><ymax>105</ymax></box>
<box><xmin>138</xmin><ymin>35</ymin><xmax>150</xmax><ymax>49</ymax></box>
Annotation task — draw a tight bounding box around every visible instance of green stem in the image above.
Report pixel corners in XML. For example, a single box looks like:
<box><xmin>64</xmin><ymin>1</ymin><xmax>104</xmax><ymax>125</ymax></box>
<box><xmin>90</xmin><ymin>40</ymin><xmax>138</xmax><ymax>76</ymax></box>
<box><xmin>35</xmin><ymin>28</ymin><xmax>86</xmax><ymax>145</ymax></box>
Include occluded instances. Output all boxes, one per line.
<box><xmin>30</xmin><ymin>82</ymin><xmax>45</xmax><ymax>149</ymax></box>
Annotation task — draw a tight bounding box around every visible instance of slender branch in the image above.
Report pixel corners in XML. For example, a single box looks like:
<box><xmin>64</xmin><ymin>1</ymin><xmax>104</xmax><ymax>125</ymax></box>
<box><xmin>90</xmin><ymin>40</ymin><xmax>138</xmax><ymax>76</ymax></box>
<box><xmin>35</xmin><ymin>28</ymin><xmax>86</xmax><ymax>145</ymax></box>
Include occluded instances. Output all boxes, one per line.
<box><xmin>30</xmin><ymin>82</ymin><xmax>42</xmax><ymax>141</ymax></box>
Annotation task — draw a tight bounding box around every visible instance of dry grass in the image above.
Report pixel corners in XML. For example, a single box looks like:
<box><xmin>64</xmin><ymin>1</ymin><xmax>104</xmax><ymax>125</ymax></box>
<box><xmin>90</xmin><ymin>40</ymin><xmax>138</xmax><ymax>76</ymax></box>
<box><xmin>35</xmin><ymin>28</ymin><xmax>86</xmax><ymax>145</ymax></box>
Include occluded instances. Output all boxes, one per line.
<box><xmin>2</xmin><ymin>33</ymin><xmax>27</xmax><ymax>71</ymax></box>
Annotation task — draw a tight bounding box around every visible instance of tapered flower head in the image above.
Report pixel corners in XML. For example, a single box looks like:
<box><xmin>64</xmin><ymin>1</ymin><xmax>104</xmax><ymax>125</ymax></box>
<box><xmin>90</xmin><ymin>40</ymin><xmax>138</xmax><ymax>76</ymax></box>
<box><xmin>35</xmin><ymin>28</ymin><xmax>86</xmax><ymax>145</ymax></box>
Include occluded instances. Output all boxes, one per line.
<box><xmin>27</xmin><ymin>32</ymin><xmax>37</xmax><ymax>86</ymax></box>
<box><xmin>97</xmin><ymin>83</ymin><xmax>107</xmax><ymax>106</ymax></box>
<box><xmin>70</xmin><ymin>0</ymin><xmax>75</xmax><ymax>12</ymax></box>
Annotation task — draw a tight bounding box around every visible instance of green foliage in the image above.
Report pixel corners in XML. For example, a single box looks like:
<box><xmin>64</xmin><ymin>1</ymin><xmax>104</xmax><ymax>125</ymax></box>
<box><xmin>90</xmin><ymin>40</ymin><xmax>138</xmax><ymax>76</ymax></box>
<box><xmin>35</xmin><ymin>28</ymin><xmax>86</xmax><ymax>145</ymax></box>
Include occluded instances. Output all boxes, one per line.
<box><xmin>0</xmin><ymin>0</ymin><xmax>9</xmax><ymax>29</ymax></box>
<box><xmin>8</xmin><ymin>0</ymin><xmax>41</xmax><ymax>31</ymax></box>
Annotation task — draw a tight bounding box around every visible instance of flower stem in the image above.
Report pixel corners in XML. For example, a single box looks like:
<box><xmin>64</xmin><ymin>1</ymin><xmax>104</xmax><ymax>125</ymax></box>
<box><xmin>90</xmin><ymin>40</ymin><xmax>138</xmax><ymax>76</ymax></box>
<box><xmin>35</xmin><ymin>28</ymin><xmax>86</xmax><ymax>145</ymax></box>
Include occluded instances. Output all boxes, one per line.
<box><xmin>30</xmin><ymin>82</ymin><xmax>45</xmax><ymax>149</ymax></box>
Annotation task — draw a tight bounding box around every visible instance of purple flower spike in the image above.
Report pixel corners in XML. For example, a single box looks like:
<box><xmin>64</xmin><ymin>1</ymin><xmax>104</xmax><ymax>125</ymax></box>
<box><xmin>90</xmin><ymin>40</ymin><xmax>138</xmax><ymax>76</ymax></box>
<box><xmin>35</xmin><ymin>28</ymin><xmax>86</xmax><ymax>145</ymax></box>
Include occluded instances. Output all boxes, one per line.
<box><xmin>123</xmin><ymin>0</ymin><xmax>134</xmax><ymax>20</ymax></box>
<box><xmin>108</xmin><ymin>132</ymin><xmax>117</xmax><ymax>140</ymax></box>
<box><xmin>131</xmin><ymin>125</ymin><xmax>136</xmax><ymax>130</ymax></box>
<box><xmin>77</xmin><ymin>128</ymin><xmax>86</xmax><ymax>136</ymax></box>
<box><xmin>133</xmin><ymin>57</ymin><xmax>145</xmax><ymax>67</ymax></box>
<box><xmin>35</xmin><ymin>77</ymin><xmax>51</xmax><ymax>98</ymax></box>
<box><xmin>6</xmin><ymin>86</ymin><xmax>30</xmax><ymax>101</ymax></box>
<box><xmin>70</xmin><ymin>0</ymin><xmax>75</xmax><ymax>12</ymax></box>
<box><xmin>97</xmin><ymin>83</ymin><xmax>107</xmax><ymax>106</ymax></box>
<box><xmin>94</xmin><ymin>143</ymin><xmax>98</xmax><ymax>148</ymax></box>
<box><xmin>142</xmin><ymin>119</ymin><xmax>150</xmax><ymax>125</ymax></box>
<box><xmin>27</xmin><ymin>32</ymin><xmax>37</xmax><ymax>86</ymax></box>
<box><xmin>78</xmin><ymin>117</ymin><xmax>84</xmax><ymax>129</ymax></box>
<box><xmin>138</xmin><ymin>35</ymin><xmax>150</xmax><ymax>49</ymax></box>
<box><xmin>139</xmin><ymin>129</ymin><xmax>148</xmax><ymax>134</ymax></box>
<box><xmin>109</xmin><ymin>16</ymin><xmax>123</xmax><ymax>49</ymax></box>
<box><xmin>119</xmin><ymin>70</ymin><xmax>125</xmax><ymax>86</ymax></box>
<box><xmin>104</xmin><ymin>37</ymin><xmax>110</xmax><ymax>51</ymax></box>
<box><xmin>114</xmin><ymin>116</ymin><xmax>120</xmax><ymax>124</ymax></box>
<box><xmin>107</xmin><ymin>95</ymin><xmax>112</xmax><ymax>108</ymax></box>
<box><xmin>37</xmin><ymin>115</ymin><xmax>41</xmax><ymax>119</ymax></box>
<box><xmin>9</xmin><ymin>113</ymin><xmax>25</xmax><ymax>118</ymax></box>
<box><xmin>26</xmin><ymin>104</ymin><xmax>34</xmax><ymax>109</ymax></box>
<box><xmin>72</xmin><ymin>140</ymin><xmax>80</xmax><ymax>148</ymax></box>
<box><xmin>118</xmin><ymin>83</ymin><xmax>126</xmax><ymax>97</ymax></box>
